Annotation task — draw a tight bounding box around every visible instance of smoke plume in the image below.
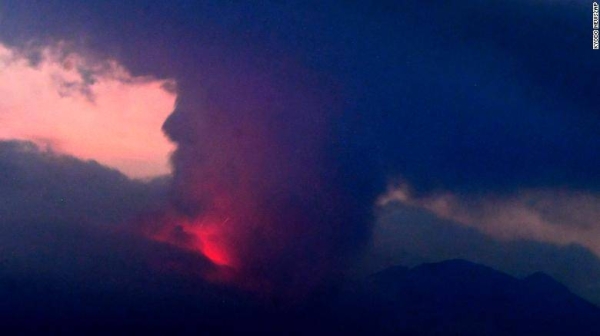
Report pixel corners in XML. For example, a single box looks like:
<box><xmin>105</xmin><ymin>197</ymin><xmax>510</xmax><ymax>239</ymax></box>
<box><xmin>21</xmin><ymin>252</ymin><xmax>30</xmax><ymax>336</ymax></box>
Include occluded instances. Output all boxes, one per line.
<box><xmin>142</xmin><ymin>60</ymin><xmax>375</xmax><ymax>296</ymax></box>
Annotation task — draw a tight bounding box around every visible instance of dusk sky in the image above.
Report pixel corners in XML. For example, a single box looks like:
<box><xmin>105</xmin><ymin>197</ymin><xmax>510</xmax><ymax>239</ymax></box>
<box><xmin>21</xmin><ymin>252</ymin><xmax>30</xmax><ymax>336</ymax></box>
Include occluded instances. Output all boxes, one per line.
<box><xmin>0</xmin><ymin>1</ymin><xmax>599</xmax><ymax>333</ymax></box>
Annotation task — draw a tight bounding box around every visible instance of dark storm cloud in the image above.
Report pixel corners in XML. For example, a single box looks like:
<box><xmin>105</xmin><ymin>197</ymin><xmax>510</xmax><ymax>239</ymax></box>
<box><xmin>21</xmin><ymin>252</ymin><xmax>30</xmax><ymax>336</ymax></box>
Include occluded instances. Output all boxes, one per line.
<box><xmin>0</xmin><ymin>140</ymin><xmax>166</xmax><ymax>225</ymax></box>
<box><xmin>0</xmin><ymin>140</ymin><xmax>216</xmax><ymax>286</ymax></box>
<box><xmin>0</xmin><ymin>139</ymin><xmax>142</xmax><ymax>246</ymax></box>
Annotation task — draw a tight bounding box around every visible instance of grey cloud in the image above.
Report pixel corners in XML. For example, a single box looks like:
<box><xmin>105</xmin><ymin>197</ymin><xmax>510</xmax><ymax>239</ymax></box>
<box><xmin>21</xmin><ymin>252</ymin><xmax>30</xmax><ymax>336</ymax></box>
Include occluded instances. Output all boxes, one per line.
<box><xmin>0</xmin><ymin>140</ymin><xmax>167</xmax><ymax>226</ymax></box>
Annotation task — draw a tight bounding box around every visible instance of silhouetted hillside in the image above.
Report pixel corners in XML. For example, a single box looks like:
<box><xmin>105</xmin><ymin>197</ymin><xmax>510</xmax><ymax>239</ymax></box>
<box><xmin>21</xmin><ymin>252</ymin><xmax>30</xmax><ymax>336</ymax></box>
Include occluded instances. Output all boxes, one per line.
<box><xmin>1</xmin><ymin>259</ymin><xmax>599</xmax><ymax>335</ymax></box>
<box><xmin>337</xmin><ymin>259</ymin><xmax>600</xmax><ymax>335</ymax></box>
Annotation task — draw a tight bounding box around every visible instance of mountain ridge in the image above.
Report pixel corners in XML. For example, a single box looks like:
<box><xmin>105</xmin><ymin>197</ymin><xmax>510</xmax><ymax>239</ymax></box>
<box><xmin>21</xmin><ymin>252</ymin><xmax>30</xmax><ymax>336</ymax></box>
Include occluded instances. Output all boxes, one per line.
<box><xmin>339</xmin><ymin>258</ymin><xmax>600</xmax><ymax>335</ymax></box>
<box><xmin>1</xmin><ymin>258</ymin><xmax>599</xmax><ymax>334</ymax></box>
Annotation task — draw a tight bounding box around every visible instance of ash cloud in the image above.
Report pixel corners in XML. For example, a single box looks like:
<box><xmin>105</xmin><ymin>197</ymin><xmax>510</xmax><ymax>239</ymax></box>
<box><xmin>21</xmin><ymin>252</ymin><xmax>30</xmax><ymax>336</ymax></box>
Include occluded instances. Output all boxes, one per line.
<box><xmin>157</xmin><ymin>60</ymin><xmax>375</xmax><ymax>295</ymax></box>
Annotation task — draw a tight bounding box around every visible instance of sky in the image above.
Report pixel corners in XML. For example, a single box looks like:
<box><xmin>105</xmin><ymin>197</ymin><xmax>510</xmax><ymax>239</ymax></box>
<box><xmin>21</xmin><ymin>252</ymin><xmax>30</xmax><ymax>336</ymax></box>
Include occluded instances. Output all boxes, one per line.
<box><xmin>0</xmin><ymin>0</ymin><xmax>599</xmax><ymax>307</ymax></box>
<box><xmin>0</xmin><ymin>42</ymin><xmax>175</xmax><ymax>178</ymax></box>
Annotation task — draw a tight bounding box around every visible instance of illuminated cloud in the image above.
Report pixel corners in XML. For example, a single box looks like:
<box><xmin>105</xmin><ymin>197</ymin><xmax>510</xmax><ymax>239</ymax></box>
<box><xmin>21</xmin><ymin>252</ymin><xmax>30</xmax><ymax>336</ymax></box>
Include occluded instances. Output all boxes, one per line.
<box><xmin>0</xmin><ymin>42</ymin><xmax>176</xmax><ymax>178</ymax></box>
<box><xmin>378</xmin><ymin>182</ymin><xmax>600</xmax><ymax>257</ymax></box>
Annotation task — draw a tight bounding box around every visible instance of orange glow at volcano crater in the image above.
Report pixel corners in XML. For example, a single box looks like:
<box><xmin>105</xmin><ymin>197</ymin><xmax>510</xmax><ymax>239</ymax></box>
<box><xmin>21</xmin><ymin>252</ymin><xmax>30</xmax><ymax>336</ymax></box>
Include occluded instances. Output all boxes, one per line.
<box><xmin>185</xmin><ymin>218</ymin><xmax>234</xmax><ymax>267</ymax></box>
<box><xmin>144</xmin><ymin>215</ymin><xmax>238</xmax><ymax>272</ymax></box>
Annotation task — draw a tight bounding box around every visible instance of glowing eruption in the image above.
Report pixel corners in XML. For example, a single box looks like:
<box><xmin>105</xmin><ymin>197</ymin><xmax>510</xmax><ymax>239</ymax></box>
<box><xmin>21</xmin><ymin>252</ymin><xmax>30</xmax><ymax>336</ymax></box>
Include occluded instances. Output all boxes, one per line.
<box><xmin>139</xmin><ymin>54</ymin><xmax>374</xmax><ymax>297</ymax></box>
<box><xmin>184</xmin><ymin>218</ymin><xmax>234</xmax><ymax>267</ymax></box>
<box><xmin>145</xmin><ymin>214</ymin><xmax>236</xmax><ymax>269</ymax></box>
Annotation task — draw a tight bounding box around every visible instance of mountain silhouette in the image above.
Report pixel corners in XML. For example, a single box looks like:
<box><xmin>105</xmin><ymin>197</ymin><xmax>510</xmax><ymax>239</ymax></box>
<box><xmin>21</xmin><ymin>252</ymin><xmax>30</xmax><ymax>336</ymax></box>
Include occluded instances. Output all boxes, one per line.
<box><xmin>2</xmin><ymin>258</ymin><xmax>599</xmax><ymax>334</ymax></box>
<box><xmin>335</xmin><ymin>259</ymin><xmax>600</xmax><ymax>335</ymax></box>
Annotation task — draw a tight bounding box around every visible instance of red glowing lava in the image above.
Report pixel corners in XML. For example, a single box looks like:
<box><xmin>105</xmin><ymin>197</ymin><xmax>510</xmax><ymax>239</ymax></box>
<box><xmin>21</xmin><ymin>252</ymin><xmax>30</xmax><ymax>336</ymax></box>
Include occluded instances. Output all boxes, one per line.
<box><xmin>185</xmin><ymin>218</ymin><xmax>233</xmax><ymax>267</ymax></box>
<box><xmin>143</xmin><ymin>214</ymin><xmax>237</xmax><ymax>273</ymax></box>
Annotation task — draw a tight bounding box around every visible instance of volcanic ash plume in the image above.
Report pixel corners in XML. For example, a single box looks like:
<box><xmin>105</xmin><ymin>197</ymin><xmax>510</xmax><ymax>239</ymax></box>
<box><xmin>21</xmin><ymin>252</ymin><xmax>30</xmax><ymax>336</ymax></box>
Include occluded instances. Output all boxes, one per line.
<box><xmin>142</xmin><ymin>63</ymin><xmax>373</xmax><ymax>296</ymax></box>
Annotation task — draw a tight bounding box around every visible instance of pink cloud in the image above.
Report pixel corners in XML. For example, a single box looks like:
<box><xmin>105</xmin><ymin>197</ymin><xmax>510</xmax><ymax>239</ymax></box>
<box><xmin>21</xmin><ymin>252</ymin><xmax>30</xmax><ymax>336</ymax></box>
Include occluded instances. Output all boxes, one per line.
<box><xmin>0</xmin><ymin>42</ymin><xmax>176</xmax><ymax>178</ymax></box>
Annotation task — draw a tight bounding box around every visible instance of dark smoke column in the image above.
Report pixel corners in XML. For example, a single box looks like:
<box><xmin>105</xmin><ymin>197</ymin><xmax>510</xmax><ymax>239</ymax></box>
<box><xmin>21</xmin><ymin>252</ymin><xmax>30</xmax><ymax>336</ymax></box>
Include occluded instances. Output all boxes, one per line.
<box><xmin>155</xmin><ymin>56</ymin><xmax>373</xmax><ymax>296</ymax></box>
